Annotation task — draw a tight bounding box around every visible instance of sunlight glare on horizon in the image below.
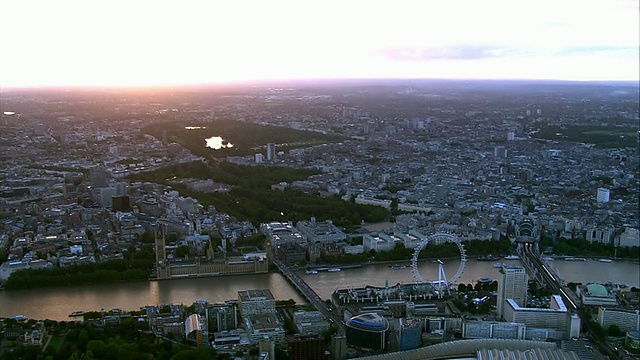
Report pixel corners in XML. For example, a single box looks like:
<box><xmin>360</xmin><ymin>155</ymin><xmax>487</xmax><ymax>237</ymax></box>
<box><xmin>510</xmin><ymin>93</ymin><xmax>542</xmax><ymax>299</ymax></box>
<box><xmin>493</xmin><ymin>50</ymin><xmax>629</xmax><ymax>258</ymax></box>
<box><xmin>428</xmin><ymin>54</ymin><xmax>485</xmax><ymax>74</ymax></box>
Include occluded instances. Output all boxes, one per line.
<box><xmin>1</xmin><ymin>0</ymin><xmax>638</xmax><ymax>87</ymax></box>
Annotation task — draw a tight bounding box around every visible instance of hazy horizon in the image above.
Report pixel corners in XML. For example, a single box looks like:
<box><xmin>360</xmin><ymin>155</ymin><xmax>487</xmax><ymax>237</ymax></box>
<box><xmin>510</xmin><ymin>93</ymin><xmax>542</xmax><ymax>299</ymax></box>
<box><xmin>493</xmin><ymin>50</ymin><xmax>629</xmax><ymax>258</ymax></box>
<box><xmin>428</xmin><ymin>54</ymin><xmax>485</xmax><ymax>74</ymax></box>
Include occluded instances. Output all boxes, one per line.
<box><xmin>2</xmin><ymin>0</ymin><xmax>638</xmax><ymax>88</ymax></box>
<box><xmin>3</xmin><ymin>78</ymin><xmax>639</xmax><ymax>93</ymax></box>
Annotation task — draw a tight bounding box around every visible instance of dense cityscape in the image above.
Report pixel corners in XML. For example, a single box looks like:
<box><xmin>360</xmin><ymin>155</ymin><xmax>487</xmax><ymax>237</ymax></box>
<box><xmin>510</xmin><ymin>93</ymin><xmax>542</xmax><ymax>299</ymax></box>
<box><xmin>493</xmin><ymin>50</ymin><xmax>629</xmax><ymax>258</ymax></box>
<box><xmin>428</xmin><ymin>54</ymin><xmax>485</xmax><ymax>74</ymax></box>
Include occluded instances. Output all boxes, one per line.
<box><xmin>0</xmin><ymin>80</ymin><xmax>639</xmax><ymax>360</ymax></box>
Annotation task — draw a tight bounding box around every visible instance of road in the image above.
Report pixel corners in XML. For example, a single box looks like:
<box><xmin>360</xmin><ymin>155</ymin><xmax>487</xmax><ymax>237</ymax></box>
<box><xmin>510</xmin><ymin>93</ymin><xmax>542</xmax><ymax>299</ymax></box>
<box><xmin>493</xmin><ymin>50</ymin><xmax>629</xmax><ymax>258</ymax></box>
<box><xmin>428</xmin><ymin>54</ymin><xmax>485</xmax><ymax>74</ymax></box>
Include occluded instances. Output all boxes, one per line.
<box><xmin>272</xmin><ymin>255</ymin><xmax>346</xmax><ymax>335</ymax></box>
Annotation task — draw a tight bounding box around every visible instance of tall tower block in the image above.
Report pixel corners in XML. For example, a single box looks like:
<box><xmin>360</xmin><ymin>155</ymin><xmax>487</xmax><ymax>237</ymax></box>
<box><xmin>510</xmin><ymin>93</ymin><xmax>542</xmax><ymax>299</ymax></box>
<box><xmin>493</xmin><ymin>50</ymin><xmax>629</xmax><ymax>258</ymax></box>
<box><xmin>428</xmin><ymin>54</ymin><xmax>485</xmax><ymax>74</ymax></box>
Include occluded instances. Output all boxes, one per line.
<box><xmin>497</xmin><ymin>265</ymin><xmax>528</xmax><ymax>320</ymax></box>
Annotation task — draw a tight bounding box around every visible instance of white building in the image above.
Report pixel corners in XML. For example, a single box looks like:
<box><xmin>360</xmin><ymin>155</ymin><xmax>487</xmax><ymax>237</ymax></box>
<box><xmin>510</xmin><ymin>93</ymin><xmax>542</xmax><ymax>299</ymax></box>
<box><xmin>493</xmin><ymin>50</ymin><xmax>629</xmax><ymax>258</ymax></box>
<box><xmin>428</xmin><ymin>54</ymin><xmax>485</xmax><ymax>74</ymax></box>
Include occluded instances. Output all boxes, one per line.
<box><xmin>503</xmin><ymin>295</ymin><xmax>571</xmax><ymax>339</ymax></box>
<box><xmin>616</xmin><ymin>227</ymin><xmax>640</xmax><ymax>248</ymax></box>
<box><xmin>355</xmin><ymin>195</ymin><xmax>392</xmax><ymax>209</ymax></box>
<box><xmin>597</xmin><ymin>187</ymin><xmax>610</xmax><ymax>203</ymax></box>
<box><xmin>597</xmin><ymin>307</ymin><xmax>640</xmax><ymax>333</ymax></box>
<box><xmin>245</xmin><ymin>313</ymin><xmax>285</xmax><ymax>346</ymax></box>
<box><xmin>343</xmin><ymin>244</ymin><xmax>364</xmax><ymax>255</ymax></box>
<box><xmin>462</xmin><ymin>321</ymin><xmax>526</xmax><ymax>340</ymax></box>
<box><xmin>584</xmin><ymin>225</ymin><xmax>615</xmax><ymax>245</ymax></box>
<box><xmin>0</xmin><ymin>259</ymin><xmax>52</xmax><ymax>282</ymax></box>
<box><xmin>296</xmin><ymin>218</ymin><xmax>346</xmax><ymax>244</ymax></box>
<box><xmin>238</xmin><ymin>289</ymin><xmax>276</xmax><ymax>318</ymax></box>
<box><xmin>497</xmin><ymin>265</ymin><xmax>528</xmax><ymax>319</ymax></box>
<box><xmin>363</xmin><ymin>233</ymin><xmax>396</xmax><ymax>252</ymax></box>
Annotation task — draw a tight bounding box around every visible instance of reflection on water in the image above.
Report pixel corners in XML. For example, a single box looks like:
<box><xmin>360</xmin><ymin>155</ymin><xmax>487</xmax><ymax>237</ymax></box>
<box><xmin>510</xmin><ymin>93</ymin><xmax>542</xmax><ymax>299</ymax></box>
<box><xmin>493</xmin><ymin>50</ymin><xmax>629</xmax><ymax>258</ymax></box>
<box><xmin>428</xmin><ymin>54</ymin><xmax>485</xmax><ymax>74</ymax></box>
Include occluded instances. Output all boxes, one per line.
<box><xmin>205</xmin><ymin>136</ymin><xmax>233</xmax><ymax>149</ymax></box>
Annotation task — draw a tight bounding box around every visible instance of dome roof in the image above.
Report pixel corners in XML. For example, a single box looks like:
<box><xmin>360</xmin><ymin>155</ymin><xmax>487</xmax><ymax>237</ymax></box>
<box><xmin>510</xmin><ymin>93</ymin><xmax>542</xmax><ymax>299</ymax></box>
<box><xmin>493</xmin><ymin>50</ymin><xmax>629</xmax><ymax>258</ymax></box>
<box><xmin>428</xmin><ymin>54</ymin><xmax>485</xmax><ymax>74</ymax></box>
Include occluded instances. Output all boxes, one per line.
<box><xmin>586</xmin><ymin>283</ymin><xmax>608</xmax><ymax>296</ymax></box>
<box><xmin>348</xmin><ymin>313</ymin><xmax>388</xmax><ymax>329</ymax></box>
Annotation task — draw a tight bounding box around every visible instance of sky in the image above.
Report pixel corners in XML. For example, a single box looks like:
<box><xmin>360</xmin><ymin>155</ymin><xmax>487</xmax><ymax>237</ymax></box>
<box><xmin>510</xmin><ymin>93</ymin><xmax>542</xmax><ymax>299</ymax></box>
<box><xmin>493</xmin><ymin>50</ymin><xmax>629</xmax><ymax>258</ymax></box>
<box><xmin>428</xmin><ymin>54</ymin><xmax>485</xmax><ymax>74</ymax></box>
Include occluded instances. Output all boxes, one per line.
<box><xmin>1</xmin><ymin>0</ymin><xmax>638</xmax><ymax>87</ymax></box>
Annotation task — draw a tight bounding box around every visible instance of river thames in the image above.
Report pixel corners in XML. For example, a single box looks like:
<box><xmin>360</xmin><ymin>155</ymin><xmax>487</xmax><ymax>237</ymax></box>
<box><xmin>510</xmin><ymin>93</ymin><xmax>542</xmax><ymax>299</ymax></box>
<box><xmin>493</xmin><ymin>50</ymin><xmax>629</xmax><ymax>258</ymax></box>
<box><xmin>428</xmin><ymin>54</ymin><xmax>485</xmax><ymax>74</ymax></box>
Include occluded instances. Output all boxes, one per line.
<box><xmin>1</xmin><ymin>259</ymin><xmax>638</xmax><ymax>321</ymax></box>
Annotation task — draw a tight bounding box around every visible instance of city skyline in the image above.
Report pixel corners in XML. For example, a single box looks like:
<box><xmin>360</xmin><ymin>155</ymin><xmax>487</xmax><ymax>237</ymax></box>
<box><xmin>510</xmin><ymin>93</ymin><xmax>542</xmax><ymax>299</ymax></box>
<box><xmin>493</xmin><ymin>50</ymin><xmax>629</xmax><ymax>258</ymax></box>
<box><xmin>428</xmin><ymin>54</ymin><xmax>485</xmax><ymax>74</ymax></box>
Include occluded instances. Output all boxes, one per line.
<box><xmin>1</xmin><ymin>0</ymin><xmax>638</xmax><ymax>88</ymax></box>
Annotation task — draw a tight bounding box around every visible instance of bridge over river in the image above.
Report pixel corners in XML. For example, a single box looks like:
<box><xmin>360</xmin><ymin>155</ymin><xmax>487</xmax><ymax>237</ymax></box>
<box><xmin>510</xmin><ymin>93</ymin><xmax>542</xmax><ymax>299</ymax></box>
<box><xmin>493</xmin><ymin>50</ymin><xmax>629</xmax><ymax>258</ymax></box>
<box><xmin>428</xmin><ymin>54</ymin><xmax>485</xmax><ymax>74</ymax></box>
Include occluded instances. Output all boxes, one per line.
<box><xmin>272</xmin><ymin>255</ymin><xmax>346</xmax><ymax>335</ymax></box>
<box><xmin>518</xmin><ymin>242</ymin><xmax>621</xmax><ymax>360</ymax></box>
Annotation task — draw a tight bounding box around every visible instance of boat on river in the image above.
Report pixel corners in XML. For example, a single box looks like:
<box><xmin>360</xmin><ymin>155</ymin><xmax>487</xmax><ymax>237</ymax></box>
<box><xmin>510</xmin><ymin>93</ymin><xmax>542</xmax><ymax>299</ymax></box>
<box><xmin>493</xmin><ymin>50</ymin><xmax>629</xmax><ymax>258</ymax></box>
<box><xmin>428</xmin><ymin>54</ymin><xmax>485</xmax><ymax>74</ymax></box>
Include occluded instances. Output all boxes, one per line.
<box><xmin>389</xmin><ymin>264</ymin><xmax>407</xmax><ymax>270</ymax></box>
<box><xmin>477</xmin><ymin>254</ymin><xmax>501</xmax><ymax>261</ymax></box>
<box><xmin>565</xmin><ymin>257</ymin><xmax>586</xmax><ymax>261</ymax></box>
<box><xmin>327</xmin><ymin>267</ymin><xmax>341</xmax><ymax>272</ymax></box>
<box><xmin>504</xmin><ymin>255</ymin><xmax>520</xmax><ymax>260</ymax></box>
<box><xmin>598</xmin><ymin>258</ymin><xmax>612</xmax><ymax>263</ymax></box>
<box><xmin>69</xmin><ymin>311</ymin><xmax>85</xmax><ymax>317</ymax></box>
<box><xmin>493</xmin><ymin>262</ymin><xmax>505</xmax><ymax>268</ymax></box>
<box><xmin>305</xmin><ymin>269</ymin><xmax>318</xmax><ymax>275</ymax></box>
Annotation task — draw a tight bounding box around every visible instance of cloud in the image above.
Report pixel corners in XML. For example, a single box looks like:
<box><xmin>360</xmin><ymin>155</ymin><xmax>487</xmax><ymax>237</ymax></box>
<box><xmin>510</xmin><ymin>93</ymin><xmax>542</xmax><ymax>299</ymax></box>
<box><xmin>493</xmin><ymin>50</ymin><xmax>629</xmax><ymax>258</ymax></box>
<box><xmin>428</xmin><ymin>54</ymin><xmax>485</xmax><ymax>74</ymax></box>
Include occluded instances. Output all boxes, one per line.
<box><xmin>380</xmin><ymin>45</ymin><xmax>518</xmax><ymax>61</ymax></box>
<box><xmin>380</xmin><ymin>44</ymin><xmax>639</xmax><ymax>62</ymax></box>
<box><xmin>554</xmin><ymin>45</ymin><xmax>639</xmax><ymax>58</ymax></box>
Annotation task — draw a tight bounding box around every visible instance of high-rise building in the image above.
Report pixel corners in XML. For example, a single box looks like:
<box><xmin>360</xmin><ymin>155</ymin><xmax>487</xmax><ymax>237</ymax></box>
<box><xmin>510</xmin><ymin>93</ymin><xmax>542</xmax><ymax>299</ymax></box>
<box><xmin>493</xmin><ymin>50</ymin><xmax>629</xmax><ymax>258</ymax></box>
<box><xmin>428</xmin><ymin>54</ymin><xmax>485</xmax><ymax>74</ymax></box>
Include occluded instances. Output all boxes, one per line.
<box><xmin>207</xmin><ymin>302</ymin><xmax>238</xmax><ymax>333</ymax></box>
<box><xmin>597</xmin><ymin>187</ymin><xmax>610</xmax><ymax>203</ymax></box>
<box><xmin>331</xmin><ymin>335</ymin><xmax>347</xmax><ymax>360</ymax></box>
<box><xmin>398</xmin><ymin>318</ymin><xmax>422</xmax><ymax>351</ymax></box>
<box><xmin>114</xmin><ymin>182</ymin><xmax>127</xmax><ymax>196</ymax></box>
<box><xmin>98</xmin><ymin>187</ymin><xmax>116</xmax><ymax>208</ymax></box>
<box><xmin>506</xmin><ymin>131</ymin><xmax>515</xmax><ymax>141</ymax></box>
<box><xmin>266</xmin><ymin>143</ymin><xmax>276</xmax><ymax>161</ymax></box>
<box><xmin>494</xmin><ymin>146</ymin><xmax>507</xmax><ymax>159</ymax></box>
<box><xmin>287</xmin><ymin>333</ymin><xmax>325</xmax><ymax>360</ymax></box>
<box><xmin>89</xmin><ymin>166</ymin><xmax>108</xmax><ymax>188</ymax></box>
<box><xmin>497</xmin><ymin>265</ymin><xmax>528</xmax><ymax>320</ymax></box>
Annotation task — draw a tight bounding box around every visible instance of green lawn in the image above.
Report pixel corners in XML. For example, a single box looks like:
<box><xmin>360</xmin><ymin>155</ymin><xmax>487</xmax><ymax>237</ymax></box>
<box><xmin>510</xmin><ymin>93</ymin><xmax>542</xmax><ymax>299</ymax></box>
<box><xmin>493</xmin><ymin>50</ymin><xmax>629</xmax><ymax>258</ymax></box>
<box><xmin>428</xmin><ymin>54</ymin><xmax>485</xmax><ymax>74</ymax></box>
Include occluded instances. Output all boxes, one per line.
<box><xmin>45</xmin><ymin>333</ymin><xmax>66</xmax><ymax>351</ymax></box>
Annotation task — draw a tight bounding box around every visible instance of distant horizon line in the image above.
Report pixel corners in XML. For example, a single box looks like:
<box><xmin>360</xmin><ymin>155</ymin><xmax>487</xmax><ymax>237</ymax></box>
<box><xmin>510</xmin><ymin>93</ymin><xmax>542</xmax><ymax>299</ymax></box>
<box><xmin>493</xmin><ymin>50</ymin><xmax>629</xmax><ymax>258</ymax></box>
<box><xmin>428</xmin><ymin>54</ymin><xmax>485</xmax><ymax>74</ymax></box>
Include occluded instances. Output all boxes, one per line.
<box><xmin>2</xmin><ymin>77</ymin><xmax>639</xmax><ymax>91</ymax></box>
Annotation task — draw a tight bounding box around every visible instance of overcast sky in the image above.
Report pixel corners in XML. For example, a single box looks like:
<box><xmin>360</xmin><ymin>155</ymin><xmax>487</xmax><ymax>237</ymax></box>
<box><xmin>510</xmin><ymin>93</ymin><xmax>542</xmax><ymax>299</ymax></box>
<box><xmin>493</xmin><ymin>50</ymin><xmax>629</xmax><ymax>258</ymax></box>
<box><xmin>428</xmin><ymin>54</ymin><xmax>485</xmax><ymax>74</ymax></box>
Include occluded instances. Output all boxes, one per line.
<box><xmin>1</xmin><ymin>0</ymin><xmax>638</xmax><ymax>87</ymax></box>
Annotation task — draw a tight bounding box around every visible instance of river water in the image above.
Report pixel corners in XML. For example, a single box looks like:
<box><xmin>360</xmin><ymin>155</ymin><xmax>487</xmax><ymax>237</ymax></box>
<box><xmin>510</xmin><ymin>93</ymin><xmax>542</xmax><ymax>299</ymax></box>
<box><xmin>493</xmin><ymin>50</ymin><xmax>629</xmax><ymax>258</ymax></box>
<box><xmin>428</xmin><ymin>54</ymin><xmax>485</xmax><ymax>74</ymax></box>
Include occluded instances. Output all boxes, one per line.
<box><xmin>1</xmin><ymin>259</ymin><xmax>637</xmax><ymax>321</ymax></box>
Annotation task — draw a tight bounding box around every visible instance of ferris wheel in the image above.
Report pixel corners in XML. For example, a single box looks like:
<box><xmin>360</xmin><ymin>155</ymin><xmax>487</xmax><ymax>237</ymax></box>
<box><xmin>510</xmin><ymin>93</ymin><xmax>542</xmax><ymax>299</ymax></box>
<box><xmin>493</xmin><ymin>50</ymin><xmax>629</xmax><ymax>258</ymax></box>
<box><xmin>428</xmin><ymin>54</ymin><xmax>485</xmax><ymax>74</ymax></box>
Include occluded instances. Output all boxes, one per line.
<box><xmin>411</xmin><ymin>233</ymin><xmax>467</xmax><ymax>292</ymax></box>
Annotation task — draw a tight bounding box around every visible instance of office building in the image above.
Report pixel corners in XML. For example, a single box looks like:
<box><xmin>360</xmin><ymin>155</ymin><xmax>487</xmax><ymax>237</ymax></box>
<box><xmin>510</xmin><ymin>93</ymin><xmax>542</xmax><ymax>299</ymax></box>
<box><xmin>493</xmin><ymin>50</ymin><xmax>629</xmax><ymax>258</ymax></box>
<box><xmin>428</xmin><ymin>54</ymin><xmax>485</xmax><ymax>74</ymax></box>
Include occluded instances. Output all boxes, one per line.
<box><xmin>287</xmin><ymin>333</ymin><xmax>325</xmax><ymax>360</ymax></box>
<box><xmin>584</xmin><ymin>225</ymin><xmax>615</xmax><ymax>245</ymax></box>
<box><xmin>238</xmin><ymin>289</ymin><xmax>276</xmax><ymax>318</ymax></box>
<box><xmin>293</xmin><ymin>310</ymin><xmax>330</xmax><ymax>334</ymax></box>
<box><xmin>111</xmin><ymin>195</ymin><xmax>131</xmax><ymax>212</ymax></box>
<box><xmin>616</xmin><ymin>227</ymin><xmax>640</xmax><ymax>248</ymax></box>
<box><xmin>597</xmin><ymin>187</ymin><xmax>610</xmax><ymax>203</ymax></box>
<box><xmin>331</xmin><ymin>335</ymin><xmax>347</xmax><ymax>360</ymax></box>
<box><xmin>497</xmin><ymin>265</ymin><xmax>528</xmax><ymax>319</ymax></box>
<box><xmin>494</xmin><ymin>146</ymin><xmax>507</xmax><ymax>159</ymax></box>
<box><xmin>98</xmin><ymin>187</ymin><xmax>116</xmax><ymax>208</ymax></box>
<box><xmin>398</xmin><ymin>318</ymin><xmax>422</xmax><ymax>351</ymax></box>
<box><xmin>266</xmin><ymin>143</ymin><xmax>276</xmax><ymax>161</ymax></box>
<box><xmin>245</xmin><ymin>314</ymin><xmax>285</xmax><ymax>346</ymax></box>
<box><xmin>597</xmin><ymin>307</ymin><xmax>640</xmax><ymax>333</ymax></box>
<box><xmin>114</xmin><ymin>182</ymin><xmax>127</xmax><ymax>196</ymax></box>
<box><xmin>207</xmin><ymin>301</ymin><xmax>239</xmax><ymax>333</ymax></box>
<box><xmin>503</xmin><ymin>295</ymin><xmax>569</xmax><ymax>339</ymax></box>
<box><xmin>462</xmin><ymin>321</ymin><xmax>526</xmax><ymax>340</ymax></box>
<box><xmin>89</xmin><ymin>166</ymin><xmax>108</xmax><ymax>188</ymax></box>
